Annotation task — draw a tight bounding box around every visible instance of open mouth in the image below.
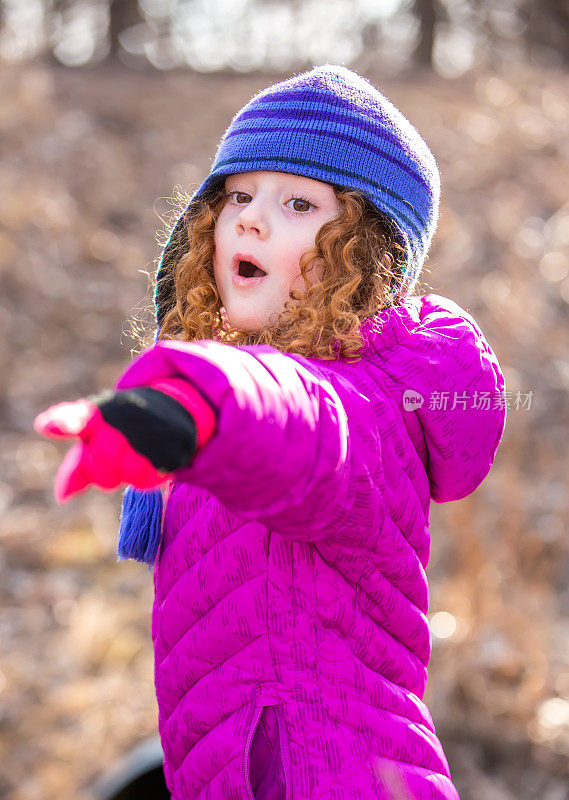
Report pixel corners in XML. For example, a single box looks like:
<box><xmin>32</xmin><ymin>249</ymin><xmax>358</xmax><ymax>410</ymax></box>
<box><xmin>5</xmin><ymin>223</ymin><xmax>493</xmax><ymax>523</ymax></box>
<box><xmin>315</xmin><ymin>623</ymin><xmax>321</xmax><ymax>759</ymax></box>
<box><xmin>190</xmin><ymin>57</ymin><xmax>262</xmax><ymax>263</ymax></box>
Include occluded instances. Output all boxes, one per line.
<box><xmin>238</xmin><ymin>260</ymin><xmax>267</xmax><ymax>278</ymax></box>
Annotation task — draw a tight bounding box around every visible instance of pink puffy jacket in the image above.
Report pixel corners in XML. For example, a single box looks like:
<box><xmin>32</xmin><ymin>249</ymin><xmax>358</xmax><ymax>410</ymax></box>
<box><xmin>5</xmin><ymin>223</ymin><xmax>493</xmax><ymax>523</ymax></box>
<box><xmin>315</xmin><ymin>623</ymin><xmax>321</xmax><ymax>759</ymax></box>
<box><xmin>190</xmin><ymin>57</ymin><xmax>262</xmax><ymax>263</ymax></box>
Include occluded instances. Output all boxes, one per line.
<box><xmin>115</xmin><ymin>293</ymin><xmax>507</xmax><ymax>800</ymax></box>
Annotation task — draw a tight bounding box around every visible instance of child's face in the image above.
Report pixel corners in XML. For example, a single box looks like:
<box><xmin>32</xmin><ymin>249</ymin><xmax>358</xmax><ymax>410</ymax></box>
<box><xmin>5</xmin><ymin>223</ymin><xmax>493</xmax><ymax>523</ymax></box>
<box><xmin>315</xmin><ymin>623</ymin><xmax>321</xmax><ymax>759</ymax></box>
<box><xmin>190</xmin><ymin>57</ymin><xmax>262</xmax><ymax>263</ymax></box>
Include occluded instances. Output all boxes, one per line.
<box><xmin>213</xmin><ymin>171</ymin><xmax>340</xmax><ymax>331</ymax></box>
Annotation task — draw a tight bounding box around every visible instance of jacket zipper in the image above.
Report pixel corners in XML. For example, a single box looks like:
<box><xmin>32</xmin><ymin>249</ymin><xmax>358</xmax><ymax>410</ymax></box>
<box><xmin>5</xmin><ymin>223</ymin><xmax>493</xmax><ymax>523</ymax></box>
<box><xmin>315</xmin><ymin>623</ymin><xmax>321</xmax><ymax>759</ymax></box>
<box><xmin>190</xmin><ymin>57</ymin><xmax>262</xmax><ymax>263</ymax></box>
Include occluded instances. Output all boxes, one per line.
<box><xmin>244</xmin><ymin>703</ymin><xmax>292</xmax><ymax>800</ymax></box>
<box><xmin>244</xmin><ymin>706</ymin><xmax>263</xmax><ymax>800</ymax></box>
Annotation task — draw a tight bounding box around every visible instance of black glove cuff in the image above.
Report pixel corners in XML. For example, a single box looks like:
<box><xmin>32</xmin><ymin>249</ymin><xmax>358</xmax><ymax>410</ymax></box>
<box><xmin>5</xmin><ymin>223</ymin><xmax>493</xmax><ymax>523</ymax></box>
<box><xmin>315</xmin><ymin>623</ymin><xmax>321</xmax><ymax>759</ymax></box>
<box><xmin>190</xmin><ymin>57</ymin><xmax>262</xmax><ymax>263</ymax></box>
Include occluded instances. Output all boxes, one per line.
<box><xmin>90</xmin><ymin>387</ymin><xmax>198</xmax><ymax>472</ymax></box>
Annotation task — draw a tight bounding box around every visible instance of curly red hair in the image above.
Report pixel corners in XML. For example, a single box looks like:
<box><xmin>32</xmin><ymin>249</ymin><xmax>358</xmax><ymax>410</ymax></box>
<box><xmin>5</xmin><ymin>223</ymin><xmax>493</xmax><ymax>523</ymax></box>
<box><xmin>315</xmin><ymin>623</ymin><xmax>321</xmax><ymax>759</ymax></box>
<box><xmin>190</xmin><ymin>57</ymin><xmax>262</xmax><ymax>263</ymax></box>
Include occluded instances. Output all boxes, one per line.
<box><xmin>135</xmin><ymin>183</ymin><xmax>417</xmax><ymax>362</ymax></box>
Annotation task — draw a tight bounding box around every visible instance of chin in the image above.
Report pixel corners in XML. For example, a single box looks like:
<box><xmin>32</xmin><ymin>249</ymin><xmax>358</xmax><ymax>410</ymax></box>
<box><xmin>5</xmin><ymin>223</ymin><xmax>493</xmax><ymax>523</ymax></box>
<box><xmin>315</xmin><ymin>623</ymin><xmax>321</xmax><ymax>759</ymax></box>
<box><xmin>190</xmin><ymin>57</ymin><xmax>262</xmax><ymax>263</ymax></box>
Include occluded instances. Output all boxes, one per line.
<box><xmin>224</xmin><ymin>308</ymin><xmax>266</xmax><ymax>332</ymax></box>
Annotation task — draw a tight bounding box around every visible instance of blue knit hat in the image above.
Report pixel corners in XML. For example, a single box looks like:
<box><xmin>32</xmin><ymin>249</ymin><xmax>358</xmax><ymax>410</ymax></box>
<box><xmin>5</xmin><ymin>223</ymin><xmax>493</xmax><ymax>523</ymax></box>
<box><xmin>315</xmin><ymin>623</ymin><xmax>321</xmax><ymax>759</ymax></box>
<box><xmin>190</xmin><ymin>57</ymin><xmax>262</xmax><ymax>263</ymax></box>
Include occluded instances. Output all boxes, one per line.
<box><xmin>155</xmin><ymin>63</ymin><xmax>440</xmax><ymax>325</ymax></box>
<box><xmin>118</xmin><ymin>64</ymin><xmax>441</xmax><ymax>566</ymax></box>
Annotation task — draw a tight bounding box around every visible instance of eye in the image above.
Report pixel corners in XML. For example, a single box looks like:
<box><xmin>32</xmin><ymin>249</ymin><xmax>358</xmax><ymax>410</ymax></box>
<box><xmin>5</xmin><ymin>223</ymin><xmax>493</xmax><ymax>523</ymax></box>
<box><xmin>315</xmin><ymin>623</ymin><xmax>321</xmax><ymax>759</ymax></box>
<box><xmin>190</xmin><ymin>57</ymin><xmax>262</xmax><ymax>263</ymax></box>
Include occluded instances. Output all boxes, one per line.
<box><xmin>286</xmin><ymin>197</ymin><xmax>315</xmax><ymax>214</ymax></box>
<box><xmin>227</xmin><ymin>191</ymin><xmax>252</xmax><ymax>204</ymax></box>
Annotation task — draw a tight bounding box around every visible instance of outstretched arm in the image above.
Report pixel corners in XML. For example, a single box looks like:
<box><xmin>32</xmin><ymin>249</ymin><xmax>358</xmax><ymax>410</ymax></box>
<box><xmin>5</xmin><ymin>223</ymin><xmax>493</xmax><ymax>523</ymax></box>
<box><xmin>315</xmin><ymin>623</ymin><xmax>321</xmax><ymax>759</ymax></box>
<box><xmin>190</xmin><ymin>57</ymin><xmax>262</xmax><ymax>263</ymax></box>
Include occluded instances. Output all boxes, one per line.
<box><xmin>115</xmin><ymin>339</ymin><xmax>384</xmax><ymax>545</ymax></box>
<box><xmin>33</xmin><ymin>376</ymin><xmax>217</xmax><ymax>502</ymax></box>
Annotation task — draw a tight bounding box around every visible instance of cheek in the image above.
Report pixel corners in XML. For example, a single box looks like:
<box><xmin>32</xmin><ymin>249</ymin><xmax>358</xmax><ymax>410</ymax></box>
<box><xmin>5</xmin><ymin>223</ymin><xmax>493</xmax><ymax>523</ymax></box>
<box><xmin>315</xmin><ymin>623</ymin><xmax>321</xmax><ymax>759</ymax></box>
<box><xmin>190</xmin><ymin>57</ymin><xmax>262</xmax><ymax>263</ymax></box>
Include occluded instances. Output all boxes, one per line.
<box><xmin>213</xmin><ymin>224</ymin><xmax>226</xmax><ymax>270</ymax></box>
<box><xmin>213</xmin><ymin>224</ymin><xmax>222</xmax><ymax>255</ymax></box>
<box><xmin>288</xmin><ymin>239</ymin><xmax>325</xmax><ymax>288</ymax></box>
<box><xmin>212</xmin><ymin>237</ymin><xmax>225</xmax><ymax>295</ymax></box>
<box><xmin>212</xmin><ymin>248</ymin><xmax>220</xmax><ymax>282</ymax></box>
<box><xmin>213</xmin><ymin>211</ymin><xmax>231</xmax><ymax>250</ymax></box>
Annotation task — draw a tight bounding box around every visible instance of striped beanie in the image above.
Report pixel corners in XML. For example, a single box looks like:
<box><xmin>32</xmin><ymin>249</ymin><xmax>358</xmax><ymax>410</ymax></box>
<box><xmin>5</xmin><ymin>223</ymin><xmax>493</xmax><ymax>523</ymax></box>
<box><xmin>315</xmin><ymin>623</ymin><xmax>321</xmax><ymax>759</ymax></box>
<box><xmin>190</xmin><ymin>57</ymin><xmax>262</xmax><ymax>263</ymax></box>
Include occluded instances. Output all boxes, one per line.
<box><xmin>155</xmin><ymin>63</ymin><xmax>441</xmax><ymax>326</ymax></box>
<box><xmin>118</xmin><ymin>64</ymin><xmax>441</xmax><ymax>566</ymax></box>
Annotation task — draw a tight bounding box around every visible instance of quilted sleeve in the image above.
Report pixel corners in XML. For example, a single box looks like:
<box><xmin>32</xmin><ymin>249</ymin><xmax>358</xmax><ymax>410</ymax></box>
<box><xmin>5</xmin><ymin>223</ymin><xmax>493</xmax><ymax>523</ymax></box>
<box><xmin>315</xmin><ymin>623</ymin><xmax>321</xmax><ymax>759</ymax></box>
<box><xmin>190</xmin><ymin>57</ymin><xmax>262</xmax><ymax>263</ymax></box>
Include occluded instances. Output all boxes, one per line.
<box><xmin>391</xmin><ymin>294</ymin><xmax>507</xmax><ymax>503</ymax></box>
<box><xmin>114</xmin><ymin>339</ymin><xmax>384</xmax><ymax>543</ymax></box>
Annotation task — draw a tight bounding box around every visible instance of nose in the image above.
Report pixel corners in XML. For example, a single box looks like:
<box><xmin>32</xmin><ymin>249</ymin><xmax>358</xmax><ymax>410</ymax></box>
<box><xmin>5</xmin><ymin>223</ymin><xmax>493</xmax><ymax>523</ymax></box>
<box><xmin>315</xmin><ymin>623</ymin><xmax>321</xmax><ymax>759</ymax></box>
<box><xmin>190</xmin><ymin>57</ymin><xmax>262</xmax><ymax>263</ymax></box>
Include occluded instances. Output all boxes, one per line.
<box><xmin>236</xmin><ymin>198</ymin><xmax>268</xmax><ymax>238</ymax></box>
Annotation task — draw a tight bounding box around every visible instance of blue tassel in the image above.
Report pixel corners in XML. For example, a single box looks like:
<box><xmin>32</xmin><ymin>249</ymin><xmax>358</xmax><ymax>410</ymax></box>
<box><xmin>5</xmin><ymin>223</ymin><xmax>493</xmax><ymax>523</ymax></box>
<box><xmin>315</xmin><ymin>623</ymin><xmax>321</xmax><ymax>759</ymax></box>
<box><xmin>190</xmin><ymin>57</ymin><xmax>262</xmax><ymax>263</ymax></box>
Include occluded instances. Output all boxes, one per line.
<box><xmin>116</xmin><ymin>325</ymin><xmax>165</xmax><ymax>568</ymax></box>
<box><xmin>117</xmin><ymin>485</ymin><xmax>163</xmax><ymax>568</ymax></box>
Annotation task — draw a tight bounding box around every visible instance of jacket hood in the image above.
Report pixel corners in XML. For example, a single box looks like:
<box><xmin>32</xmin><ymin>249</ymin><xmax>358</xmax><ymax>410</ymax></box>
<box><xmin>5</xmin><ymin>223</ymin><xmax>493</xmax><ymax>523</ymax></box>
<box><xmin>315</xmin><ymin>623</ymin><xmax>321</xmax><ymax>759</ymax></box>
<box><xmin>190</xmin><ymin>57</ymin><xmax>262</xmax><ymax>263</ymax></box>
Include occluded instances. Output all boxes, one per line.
<box><xmin>359</xmin><ymin>293</ymin><xmax>507</xmax><ymax>503</ymax></box>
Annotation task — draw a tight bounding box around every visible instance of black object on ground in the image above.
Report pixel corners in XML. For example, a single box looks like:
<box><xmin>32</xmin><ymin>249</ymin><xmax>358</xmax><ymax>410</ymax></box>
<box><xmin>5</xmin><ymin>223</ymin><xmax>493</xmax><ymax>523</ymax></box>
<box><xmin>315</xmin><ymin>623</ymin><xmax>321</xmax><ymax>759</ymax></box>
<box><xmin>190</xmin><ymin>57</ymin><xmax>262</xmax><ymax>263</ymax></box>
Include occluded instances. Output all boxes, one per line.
<box><xmin>89</xmin><ymin>736</ymin><xmax>170</xmax><ymax>800</ymax></box>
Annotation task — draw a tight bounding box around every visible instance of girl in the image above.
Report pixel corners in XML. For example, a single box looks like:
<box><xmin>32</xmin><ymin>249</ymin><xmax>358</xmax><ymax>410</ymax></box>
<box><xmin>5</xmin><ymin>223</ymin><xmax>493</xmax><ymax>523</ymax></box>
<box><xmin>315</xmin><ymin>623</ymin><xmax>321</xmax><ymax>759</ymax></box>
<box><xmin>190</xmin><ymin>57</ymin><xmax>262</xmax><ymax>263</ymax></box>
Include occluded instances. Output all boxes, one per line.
<box><xmin>34</xmin><ymin>65</ymin><xmax>507</xmax><ymax>800</ymax></box>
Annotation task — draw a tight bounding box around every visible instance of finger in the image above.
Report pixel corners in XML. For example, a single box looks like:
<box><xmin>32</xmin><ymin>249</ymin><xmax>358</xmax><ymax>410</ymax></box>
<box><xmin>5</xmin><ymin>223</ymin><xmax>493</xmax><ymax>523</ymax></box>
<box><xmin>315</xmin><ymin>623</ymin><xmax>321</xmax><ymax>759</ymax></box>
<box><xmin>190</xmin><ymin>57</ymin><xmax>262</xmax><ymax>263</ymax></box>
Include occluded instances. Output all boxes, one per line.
<box><xmin>34</xmin><ymin>400</ymin><xmax>97</xmax><ymax>439</ymax></box>
<box><xmin>54</xmin><ymin>442</ymin><xmax>93</xmax><ymax>503</ymax></box>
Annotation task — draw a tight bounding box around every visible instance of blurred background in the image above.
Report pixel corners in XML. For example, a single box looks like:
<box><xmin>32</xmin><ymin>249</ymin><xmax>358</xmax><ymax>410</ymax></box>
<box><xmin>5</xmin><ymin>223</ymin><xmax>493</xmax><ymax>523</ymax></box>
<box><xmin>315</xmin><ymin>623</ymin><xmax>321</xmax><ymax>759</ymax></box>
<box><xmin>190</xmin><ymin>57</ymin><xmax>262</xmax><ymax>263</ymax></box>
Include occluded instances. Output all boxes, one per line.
<box><xmin>1</xmin><ymin>1</ymin><xmax>569</xmax><ymax>799</ymax></box>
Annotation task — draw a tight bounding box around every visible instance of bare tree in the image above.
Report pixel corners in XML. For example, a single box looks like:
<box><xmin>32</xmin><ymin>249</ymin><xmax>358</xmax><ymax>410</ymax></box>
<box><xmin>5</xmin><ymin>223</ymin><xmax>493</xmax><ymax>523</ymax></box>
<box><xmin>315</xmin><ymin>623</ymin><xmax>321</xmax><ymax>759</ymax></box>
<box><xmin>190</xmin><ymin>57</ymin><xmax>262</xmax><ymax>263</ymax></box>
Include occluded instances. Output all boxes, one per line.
<box><xmin>412</xmin><ymin>0</ymin><xmax>437</xmax><ymax>67</ymax></box>
<box><xmin>518</xmin><ymin>0</ymin><xmax>569</xmax><ymax>67</ymax></box>
<box><xmin>109</xmin><ymin>0</ymin><xmax>143</xmax><ymax>61</ymax></box>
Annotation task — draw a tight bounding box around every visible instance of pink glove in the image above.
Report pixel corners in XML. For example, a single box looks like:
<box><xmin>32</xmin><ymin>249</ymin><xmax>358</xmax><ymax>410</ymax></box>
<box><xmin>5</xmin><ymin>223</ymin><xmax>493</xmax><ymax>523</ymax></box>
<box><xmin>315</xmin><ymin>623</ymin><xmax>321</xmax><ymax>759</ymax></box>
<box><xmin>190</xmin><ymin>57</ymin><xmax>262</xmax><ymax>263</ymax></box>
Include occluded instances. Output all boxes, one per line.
<box><xmin>33</xmin><ymin>378</ymin><xmax>216</xmax><ymax>504</ymax></box>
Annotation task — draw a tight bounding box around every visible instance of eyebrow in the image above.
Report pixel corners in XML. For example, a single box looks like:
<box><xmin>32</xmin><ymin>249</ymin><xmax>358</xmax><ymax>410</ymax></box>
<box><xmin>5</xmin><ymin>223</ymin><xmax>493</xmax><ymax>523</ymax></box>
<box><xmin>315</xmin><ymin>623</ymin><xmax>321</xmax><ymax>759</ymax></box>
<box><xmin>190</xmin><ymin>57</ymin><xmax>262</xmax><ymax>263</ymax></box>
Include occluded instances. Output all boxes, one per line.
<box><xmin>225</xmin><ymin>176</ymin><xmax>327</xmax><ymax>198</ymax></box>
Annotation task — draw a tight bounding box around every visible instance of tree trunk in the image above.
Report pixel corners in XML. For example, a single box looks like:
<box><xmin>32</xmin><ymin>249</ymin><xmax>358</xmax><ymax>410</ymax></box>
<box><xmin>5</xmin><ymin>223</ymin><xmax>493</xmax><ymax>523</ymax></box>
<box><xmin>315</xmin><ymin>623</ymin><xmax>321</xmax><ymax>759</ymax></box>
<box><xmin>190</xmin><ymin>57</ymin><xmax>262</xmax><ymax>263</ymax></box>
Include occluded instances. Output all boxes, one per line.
<box><xmin>108</xmin><ymin>0</ymin><xmax>141</xmax><ymax>61</ymax></box>
<box><xmin>519</xmin><ymin>0</ymin><xmax>569</xmax><ymax>66</ymax></box>
<box><xmin>412</xmin><ymin>0</ymin><xmax>437</xmax><ymax>69</ymax></box>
